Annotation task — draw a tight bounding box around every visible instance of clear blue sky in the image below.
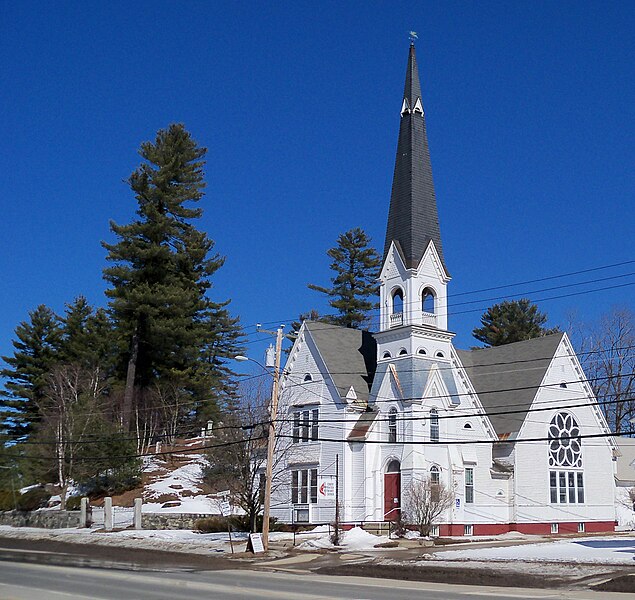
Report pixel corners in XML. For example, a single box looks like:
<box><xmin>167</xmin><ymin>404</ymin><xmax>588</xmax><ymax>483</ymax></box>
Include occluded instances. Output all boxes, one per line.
<box><xmin>1</xmin><ymin>1</ymin><xmax>633</xmax><ymax>367</ymax></box>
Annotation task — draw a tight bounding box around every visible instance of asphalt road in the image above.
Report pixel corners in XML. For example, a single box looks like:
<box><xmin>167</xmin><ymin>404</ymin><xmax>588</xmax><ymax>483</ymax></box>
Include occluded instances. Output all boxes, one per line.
<box><xmin>0</xmin><ymin>560</ymin><xmax>634</xmax><ymax>600</ymax></box>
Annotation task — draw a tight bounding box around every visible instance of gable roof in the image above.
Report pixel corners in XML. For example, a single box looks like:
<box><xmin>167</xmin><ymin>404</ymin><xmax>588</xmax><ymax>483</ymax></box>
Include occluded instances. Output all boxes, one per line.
<box><xmin>305</xmin><ymin>321</ymin><xmax>376</xmax><ymax>406</ymax></box>
<box><xmin>370</xmin><ymin>356</ymin><xmax>460</xmax><ymax>406</ymax></box>
<box><xmin>457</xmin><ymin>333</ymin><xmax>564</xmax><ymax>438</ymax></box>
<box><xmin>383</xmin><ymin>43</ymin><xmax>447</xmax><ymax>274</ymax></box>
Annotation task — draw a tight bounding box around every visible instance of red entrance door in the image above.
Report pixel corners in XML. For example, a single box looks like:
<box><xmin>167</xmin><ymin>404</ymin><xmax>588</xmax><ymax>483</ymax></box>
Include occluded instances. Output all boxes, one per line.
<box><xmin>384</xmin><ymin>472</ymin><xmax>401</xmax><ymax>521</ymax></box>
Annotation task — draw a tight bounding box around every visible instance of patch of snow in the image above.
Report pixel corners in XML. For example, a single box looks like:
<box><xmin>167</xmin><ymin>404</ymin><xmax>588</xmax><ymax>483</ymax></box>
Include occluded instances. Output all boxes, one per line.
<box><xmin>430</xmin><ymin>536</ymin><xmax>635</xmax><ymax>565</ymax></box>
<box><xmin>343</xmin><ymin>526</ymin><xmax>389</xmax><ymax>549</ymax></box>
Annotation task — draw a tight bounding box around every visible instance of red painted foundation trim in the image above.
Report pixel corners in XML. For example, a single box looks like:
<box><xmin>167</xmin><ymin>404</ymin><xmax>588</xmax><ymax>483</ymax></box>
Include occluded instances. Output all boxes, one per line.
<box><xmin>436</xmin><ymin>521</ymin><xmax>616</xmax><ymax>536</ymax></box>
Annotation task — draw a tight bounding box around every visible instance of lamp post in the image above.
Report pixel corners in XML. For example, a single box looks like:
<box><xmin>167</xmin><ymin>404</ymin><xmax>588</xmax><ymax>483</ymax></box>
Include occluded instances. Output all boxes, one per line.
<box><xmin>235</xmin><ymin>324</ymin><xmax>284</xmax><ymax>551</ymax></box>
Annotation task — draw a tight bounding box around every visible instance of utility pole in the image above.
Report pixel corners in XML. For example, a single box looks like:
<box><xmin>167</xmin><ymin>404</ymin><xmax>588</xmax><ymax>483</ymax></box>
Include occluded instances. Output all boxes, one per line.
<box><xmin>261</xmin><ymin>324</ymin><xmax>284</xmax><ymax>550</ymax></box>
<box><xmin>333</xmin><ymin>453</ymin><xmax>340</xmax><ymax>545</ymax></box>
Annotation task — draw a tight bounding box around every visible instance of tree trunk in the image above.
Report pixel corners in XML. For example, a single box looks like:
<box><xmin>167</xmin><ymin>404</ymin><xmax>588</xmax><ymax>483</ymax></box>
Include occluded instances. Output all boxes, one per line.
<box><xmin>122</xmin><ymin>328</ymin><xmax>139</xmax><ymax>431</ymax></box>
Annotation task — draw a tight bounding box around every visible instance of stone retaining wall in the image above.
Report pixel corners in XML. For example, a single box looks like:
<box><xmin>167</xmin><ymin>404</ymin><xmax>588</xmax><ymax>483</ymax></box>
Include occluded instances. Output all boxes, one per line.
<box><xmin>0</xmin><ymin>510</ymin><xmax>80</xmax><ymax>529</ymax></box>
<box><xmin>141</xmin><ymin>513</ymin><xmax>212</xmax><ymax>530</ymax></box>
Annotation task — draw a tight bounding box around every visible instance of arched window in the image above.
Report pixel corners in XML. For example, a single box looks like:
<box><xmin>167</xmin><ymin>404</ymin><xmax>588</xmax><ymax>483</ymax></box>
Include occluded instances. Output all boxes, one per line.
<box><xmin>430</xmin><ymin>465</ymin><xmax>440</xmax><ymax>485</ymax></box>
<box><xmin>548</xmin><ymin>412</ymin><xmax>584</xmax><ymax>505</ymax></box>
<box><xmin>388</xmin><ymin>408</ymin><xmax>398</xmax><ymax>443</ymax></box>
<box><xmin>463</xmin><ymin>422</ymin><xmax>472</xmax><ymax>429</ymax></box>
<box><xmin>392</xmin><ymin>288</ymin><xmax>404</xmax><ymax>314</ymax></box>
<box><xmin>386</xmin><ymin>459</ymin><xmax>400</xmax><ymax>473</ymax></box>
<box><xmin>398</xmin><ymin>348</ymin><xmax>408</xmax><ymax>356</ymax></box>
<box><xmin>382</xmin><ymin>351</ymin><xmax>392</xmax><ymax>359</ymax></box>
<box><xmin>548</xmin><ymin>412</ymin><xmax>582</xmax><ymax>468</ymax></box>
<box><xmin>436</xmin><ymin>351</ymin><xmax>445</xmax><ymax>358</ymax></box>
<box><xmin>417</xmin><ymin>348</ymin><xmax>427</xmax><ymax>355</ymax></box>
<box><xmin>422</xmin><ymin>288</ymin><xmax>435</xmax><ymax>314</ymax></box>
<box><xmin>303</xmin><ymin>373</ymin><xmax>313</xmax><ymax>382</ymax></box>
<box><xmin>430</xmin><ymin>465</ymin><xmax>440</xmax><ymax>501</ymax></box>
<box><xmin>430</xmin><ymin>409</ymin><xmax>439</xmax><ymax>443</ymax></box>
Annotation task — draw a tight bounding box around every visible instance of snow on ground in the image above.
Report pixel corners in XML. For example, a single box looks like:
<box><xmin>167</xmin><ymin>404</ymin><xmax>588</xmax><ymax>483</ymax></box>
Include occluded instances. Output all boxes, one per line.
<box><xmin>296</xmin><ymin>526</ymin><xmax>390</xmax><ymax>551</ymax></box>
<box><xmin>141</xmin><ymin>451</ymin><xmax>234</xmax><ymax>515</ymax></box>
<box><xmin>428</xmin><ymin>536</ymin><xmax>635</xmax><ymax>565</ymax></box>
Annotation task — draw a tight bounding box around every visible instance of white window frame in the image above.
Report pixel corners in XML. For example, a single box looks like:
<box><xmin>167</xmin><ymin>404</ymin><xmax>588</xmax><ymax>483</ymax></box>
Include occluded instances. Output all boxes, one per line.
<box><xmin>550</xmin><ymin>470</ymin><xmax>584</xmax><ymax>504</ymax></box>
<box><xmin>464</xmin><ymin>524</ymin><xmax>473</xmax><ymax>536</ymax></box>
<box><xmin>465</xmin><ymin>468</ymin><xmax>474</xmax><ymax>504</ymax></box>
<box><xmin>430</xmin><ymin>409</ymin><xmax>439</xmax><ymax>443</ymax></box>
<box><xmin>292</xmin><ymin>408</ymin><xmax>319</xmax><ymax>444</ymax></box>
<box><xmin>291</xmin><ymin>468</ymin><xmax>318</xmax><ymax>505</ymax></box>
<box><xmin>551</xmin><ymin>523</ymin><xmax>559</xmax><ymax>534</ymax></box>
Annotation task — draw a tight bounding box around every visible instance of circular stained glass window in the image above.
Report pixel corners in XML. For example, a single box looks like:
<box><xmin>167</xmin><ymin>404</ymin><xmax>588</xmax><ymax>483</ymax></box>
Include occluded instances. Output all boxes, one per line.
<box><xmin>548</xmin><ymin>412</ymin><xmax>582</xmax><ymax>468</ymax></box>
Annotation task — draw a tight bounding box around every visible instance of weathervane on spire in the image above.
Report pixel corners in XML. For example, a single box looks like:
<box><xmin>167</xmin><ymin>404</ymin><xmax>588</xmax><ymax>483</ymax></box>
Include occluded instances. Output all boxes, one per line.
<box><xmin>409</xmin><ymin>31</ymin><xmax>418</xmax><ymax>44</ymax></box>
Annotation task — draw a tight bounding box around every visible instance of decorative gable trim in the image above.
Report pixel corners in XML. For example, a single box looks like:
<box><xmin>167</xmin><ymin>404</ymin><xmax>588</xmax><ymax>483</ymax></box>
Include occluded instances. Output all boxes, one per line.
<box><xmin>379</xmin><ymin>241</ymin><xmax>408</xmax><ymax>282</ymax></box>
<box><xmin>416</xmin><ymin>240</ymin><xmax>451</xmax><ymax>283</ymax></box>
<box><xmin>451</xmin><ymin>348</ymin><xmax>498</xmax><ymax>441</ymax></box>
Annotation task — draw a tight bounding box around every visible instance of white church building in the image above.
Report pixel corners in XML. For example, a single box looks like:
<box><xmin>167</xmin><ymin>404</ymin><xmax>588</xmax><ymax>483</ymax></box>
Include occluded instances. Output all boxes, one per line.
<box><xmin>270</xmin><ymin>44</ymin><xmax>618</xmax><ymax>535</ymax></box>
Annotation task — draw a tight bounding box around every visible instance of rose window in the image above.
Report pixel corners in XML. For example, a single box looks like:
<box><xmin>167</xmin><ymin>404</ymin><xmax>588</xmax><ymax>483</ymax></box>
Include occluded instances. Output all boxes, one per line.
<box><xmin>548</xmin><ymin>412</ymin><xmax>582</xmax><ymax>468</ymax></box>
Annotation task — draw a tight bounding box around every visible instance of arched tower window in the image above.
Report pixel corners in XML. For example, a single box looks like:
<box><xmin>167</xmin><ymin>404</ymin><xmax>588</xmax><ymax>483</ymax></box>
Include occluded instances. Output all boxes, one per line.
<box><xmin>392</xmin><ymin>288</ymin><xmax>403</xmax><ymax>314</ymax></box>
<box><xmin>422</xmin><ymin>288</ymin><xmax>435</xmax><ymax>314</ymax></box>
<box><xmin>388</xmin><ymin>408</ymin><xmax>398</xmax><ymax>443</ymax></box>
<box><xmin>430</xmin><ymin>408</ymin><xmax>439</xmax><ymax>443</ymax></box>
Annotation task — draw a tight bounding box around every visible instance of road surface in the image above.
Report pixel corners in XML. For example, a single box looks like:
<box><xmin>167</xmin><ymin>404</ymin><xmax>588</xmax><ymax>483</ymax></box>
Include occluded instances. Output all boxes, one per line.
<box><xmin>0</xmin><ymin>559</ymin><xmax>633</xmax><ymax>600</ymax></box>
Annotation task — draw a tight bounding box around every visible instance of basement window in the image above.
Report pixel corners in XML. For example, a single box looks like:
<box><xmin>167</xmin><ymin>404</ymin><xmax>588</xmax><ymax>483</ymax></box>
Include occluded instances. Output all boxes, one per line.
<box><xmin>551</xmin><ymin>523</ymin><xmax>559</xmax><ymax>534</ymax></box>
<box><xmin>578</xmin><ymin>522</ymin><xmax>585</xmax><ymax>533</ymax></box>
<box><xmin>464</xmin><ymin>524</ymin><xmax>473</xmax><ymax>536</ymax></box>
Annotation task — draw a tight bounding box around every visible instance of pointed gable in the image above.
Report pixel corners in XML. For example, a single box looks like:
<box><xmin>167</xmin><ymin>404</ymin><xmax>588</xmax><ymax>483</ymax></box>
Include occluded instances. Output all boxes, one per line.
<box><xmin>383</xmin><ymin>43</ymin><xmax>447</xmax><ymax>274</ymax></box>
<box><xmin>457</xmin><ymin>334</ymin><xmax>564</xmax><ymax>438</ymax></box>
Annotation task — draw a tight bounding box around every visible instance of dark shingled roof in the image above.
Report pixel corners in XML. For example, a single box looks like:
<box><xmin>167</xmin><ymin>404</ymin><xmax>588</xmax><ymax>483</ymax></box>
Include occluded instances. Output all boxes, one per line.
<box><xmin>457</xmin><ymin>334</ymin><xmax>564</xmax><ymax>438</ymax></box>
<box><xmin>305</xmin><ymin>321</ymin><xmax>376</xmax><ymax>406</ymax></box>
<box><xmin>348</xmin><ymin>409</ymin><xmax>378</xmax><ymax>442</ymax></box>
<box><xmin>383</xmin><ymin>43</ymin><xmax>447</xmax><ymax>274</ymax></box>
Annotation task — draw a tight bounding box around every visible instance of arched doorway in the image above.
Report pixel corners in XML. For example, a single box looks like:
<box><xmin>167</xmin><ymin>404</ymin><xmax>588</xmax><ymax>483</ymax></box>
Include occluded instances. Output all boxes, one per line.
<box><xmin>384</xmin><ymin>459</ymin><xmax>401</xmax><ymax>521</ymax></box>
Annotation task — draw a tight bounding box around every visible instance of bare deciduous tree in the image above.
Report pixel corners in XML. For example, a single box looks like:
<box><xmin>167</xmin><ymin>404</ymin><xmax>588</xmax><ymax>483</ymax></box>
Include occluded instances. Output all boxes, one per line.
<box><xmin>403</xmin><ymin>476</ymin><xmax>454</xmax><ymax>537</ymax></box>
<box><xmin>39</xmin><ymin>364</ymin><xmax>107</xmax><ymax>508</ymax></box>
<box><xmin>203</xmin><ymin>380</ymin><xmax>293</xmax><ymax>532</ymax></box>
<box><xmin>570</xmin><ymin>308</ymin><xmax>635</xmax><ymax>434</ymax></box>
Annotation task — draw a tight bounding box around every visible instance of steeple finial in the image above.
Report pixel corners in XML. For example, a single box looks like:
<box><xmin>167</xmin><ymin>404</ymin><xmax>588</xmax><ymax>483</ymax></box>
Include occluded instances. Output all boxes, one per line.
<box><xmin>383</xmin><ymin>43</ymin><xmax>448</xmax><ymax>274</ymax></box>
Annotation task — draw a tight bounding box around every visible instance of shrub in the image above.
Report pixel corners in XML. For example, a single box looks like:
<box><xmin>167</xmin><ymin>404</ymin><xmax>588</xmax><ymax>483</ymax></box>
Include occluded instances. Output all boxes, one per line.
<box><xmin>16</xmin><ymin>488</ymin><xmax>51</xmax><ymax>511</ymax></box>
<box><xmin>194</xmin><ymin>517</ymin><xmax>228</xmax><ymax>533</ymax></box>
<box><xmin>65</xmin><ymin>496</ymin><xmax>82</xmax><ymax>511</ymax></box>
<box><xmin>81</xmin><ymin>464</ymin><xmax>142</xmax><ymax>498</ymax></box>
<box><xmin>0</xmin><ymin>490</ymin><xmax>17</xmax><ymax>511</ymax></box>
<box><xmin>195</xmin><ymin>515</ymin><xmax>282</xmax><ymax>534</ymax></box>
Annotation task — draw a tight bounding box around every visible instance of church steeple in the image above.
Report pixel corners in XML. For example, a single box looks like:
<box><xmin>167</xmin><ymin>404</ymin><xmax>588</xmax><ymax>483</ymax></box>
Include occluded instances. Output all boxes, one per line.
<box><xmin>384</xmin><ymin>43</ymin><xmax>447</xmax><ymax>275</ymax></box>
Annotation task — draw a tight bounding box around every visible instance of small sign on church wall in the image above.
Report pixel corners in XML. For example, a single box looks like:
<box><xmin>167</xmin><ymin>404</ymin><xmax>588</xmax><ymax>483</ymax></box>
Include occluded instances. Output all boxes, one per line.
<box><xmin>318</xmin><ymin>477</ymin><xmax>336</xmax><ymax>500</ymax></box>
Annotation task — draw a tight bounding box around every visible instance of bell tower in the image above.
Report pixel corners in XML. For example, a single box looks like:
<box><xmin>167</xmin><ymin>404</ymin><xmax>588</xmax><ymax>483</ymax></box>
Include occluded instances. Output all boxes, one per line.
<box><xmin>376</xmin><ymin>43</ymin><xmax>454</xmax><ymax>361</ymax></box>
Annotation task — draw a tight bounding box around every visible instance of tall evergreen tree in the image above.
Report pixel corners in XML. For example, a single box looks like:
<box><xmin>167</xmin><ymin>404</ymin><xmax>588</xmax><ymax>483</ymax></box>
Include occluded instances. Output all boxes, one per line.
<box><xmin>0</xmin><ymin>305</ymin><xmax>62</xmax><ymax>438</ymax></box>
<box><xmin>60</xmin><ymin>296</ymin><xmax>114</xmax><ymax>371</ymax></box>
<box><xmin>102</xmin><ymin>123</ymin><xmax>242</xmax><ymax>429</ymax></box>
<box><xmin>308</xmin><ymin>228</ymin><xmax>381</xmax><ymax>329</ymax></box>
<box><xmin>472</xmin><ymin>299</ymin><xmax>560</xmax><ymax>347</ymax></box>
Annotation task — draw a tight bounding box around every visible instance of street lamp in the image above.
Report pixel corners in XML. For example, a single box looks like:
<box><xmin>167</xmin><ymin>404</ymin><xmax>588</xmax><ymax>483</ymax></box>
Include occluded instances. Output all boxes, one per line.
<box><xmin>233</xmin><ymin>325</ymin><xmax>284</xmax><ymax>551</ymax></box>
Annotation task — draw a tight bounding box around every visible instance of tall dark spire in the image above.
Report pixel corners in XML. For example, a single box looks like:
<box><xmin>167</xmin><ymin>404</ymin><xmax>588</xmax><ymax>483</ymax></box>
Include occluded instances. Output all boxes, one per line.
<box><xmin>383</xmin><ymin>44</ymin><xmax>448</xmax><ymax>274</ymax></box>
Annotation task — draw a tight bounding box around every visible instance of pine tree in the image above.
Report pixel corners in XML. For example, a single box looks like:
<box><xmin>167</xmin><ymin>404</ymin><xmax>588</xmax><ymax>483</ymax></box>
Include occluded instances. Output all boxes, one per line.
<box><xmin>0</xmin><ymin>305</ymin><xmax>62</xmax><ymax>438</ymax></box>
<box><xmin>472</xmin><ymin>299</ymin><xmax>560</xmax><ymax>347</ymax></box>
<box><xmin>308</xmin><ymin>228</ymin><xmax>381</xmax><ymax>329</ymax></box>
<box><xmin>60</xmin><ymin>297</ymin><xmax>114</xmax><ymax>371</ymax></box>
<box><xmin>102</xmin><ymin>123</ymin><xmax>241</xmax><ymax>429</ymax></box>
